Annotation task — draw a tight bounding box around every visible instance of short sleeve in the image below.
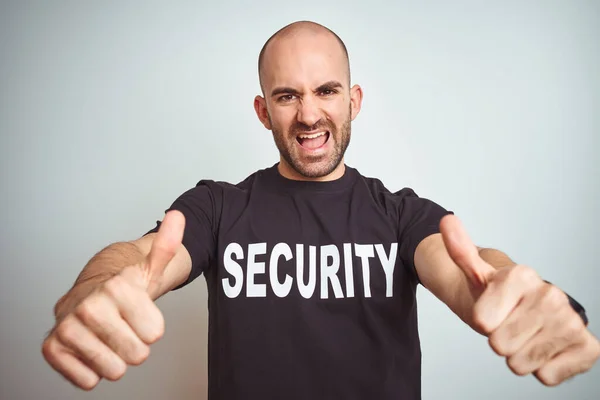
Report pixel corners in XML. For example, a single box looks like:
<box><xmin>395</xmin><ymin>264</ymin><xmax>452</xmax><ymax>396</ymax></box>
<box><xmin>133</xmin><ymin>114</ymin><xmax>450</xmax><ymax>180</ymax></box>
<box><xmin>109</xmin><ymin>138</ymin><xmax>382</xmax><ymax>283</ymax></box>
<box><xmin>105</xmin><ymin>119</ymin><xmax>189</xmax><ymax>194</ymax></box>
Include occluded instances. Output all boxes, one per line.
<box><xmin>396</xmin><ymin>188</ymin><xmax>453</xmax><ymax>283</ymax></box>
<box><xmin>145</xmin><ymin>182</ymin><xmax>219</xmax><ymax>290</ymax></box>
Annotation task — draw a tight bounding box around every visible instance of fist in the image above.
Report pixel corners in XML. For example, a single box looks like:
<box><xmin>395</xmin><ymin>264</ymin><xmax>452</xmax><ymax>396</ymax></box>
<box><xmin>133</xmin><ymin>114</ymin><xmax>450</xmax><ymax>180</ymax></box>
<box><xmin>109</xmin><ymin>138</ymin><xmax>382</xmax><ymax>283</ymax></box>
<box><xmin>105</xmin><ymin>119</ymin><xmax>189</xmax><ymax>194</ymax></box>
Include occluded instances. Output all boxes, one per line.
<box><xmin>42</xmin><ymin>210</ymin><xmax>185</xmax><ymax>390</ymax></box>
<box><xmin>440</xmin><ymin>214</ymin><xmax>600</xmax><ymax>386</ymax></box>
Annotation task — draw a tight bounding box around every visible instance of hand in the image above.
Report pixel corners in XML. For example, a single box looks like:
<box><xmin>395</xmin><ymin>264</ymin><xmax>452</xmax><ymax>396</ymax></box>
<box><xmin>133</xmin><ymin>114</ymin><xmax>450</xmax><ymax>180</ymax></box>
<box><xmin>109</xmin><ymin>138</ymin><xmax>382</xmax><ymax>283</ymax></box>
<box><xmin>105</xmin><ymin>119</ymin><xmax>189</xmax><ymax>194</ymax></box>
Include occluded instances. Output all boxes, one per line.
<box><xmin>439</xmin><ymin>214</ymin><xmax>600</xmax><ymax>386</ymax></box>
<box><xmin>42</xmin><ymin>210</ymin><xmax>185</xmax><ymax>390</ymax></box>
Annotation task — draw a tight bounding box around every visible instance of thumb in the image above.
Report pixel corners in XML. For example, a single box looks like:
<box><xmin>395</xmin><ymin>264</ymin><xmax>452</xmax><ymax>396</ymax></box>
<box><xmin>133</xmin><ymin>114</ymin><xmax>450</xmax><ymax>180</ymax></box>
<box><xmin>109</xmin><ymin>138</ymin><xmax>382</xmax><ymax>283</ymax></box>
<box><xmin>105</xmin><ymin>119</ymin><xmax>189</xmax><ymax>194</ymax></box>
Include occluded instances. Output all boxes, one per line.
<box><xmin>440</xmin><ymin>214</ymin><xmax>495</xmax><ymax>288</ymax></box>
<box><xmin>145</xmin><ymin>210</ymin><xmax>186</xmax><ymax>287</ymax></box>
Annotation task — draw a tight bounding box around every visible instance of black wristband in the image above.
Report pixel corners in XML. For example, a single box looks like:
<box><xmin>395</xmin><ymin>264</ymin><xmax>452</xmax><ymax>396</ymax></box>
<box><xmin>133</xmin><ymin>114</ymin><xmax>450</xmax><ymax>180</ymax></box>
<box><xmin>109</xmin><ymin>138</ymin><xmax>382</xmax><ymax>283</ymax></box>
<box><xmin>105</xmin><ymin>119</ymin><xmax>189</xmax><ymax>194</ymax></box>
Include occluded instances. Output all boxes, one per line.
<box><xmin>544</xmin><ymin>280</ymin><xmax>588</xmax><ymax>326</ymax></box>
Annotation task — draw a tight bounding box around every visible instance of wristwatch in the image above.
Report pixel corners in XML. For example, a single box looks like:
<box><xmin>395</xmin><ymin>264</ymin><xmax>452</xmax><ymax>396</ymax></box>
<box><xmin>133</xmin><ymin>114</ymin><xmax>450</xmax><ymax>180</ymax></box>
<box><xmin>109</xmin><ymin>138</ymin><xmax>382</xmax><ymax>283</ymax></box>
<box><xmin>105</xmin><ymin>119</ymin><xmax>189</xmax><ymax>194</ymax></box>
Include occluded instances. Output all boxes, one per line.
<box><xmin>566</xmin><ymin>292</ymin><xmax>589</xmax><ymax>326</ymax></box>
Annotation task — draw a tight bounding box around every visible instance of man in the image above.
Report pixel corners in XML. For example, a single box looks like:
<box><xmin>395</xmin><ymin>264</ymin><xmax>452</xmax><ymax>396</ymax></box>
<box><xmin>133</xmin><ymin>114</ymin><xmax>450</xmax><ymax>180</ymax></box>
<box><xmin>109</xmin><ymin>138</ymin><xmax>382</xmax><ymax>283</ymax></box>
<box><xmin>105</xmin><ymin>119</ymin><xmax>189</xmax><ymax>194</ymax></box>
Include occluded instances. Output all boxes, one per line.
<box><xmin>42</xmin><ymin>21</ymin><xmax>599</xmax><ymax>399</ymax></box>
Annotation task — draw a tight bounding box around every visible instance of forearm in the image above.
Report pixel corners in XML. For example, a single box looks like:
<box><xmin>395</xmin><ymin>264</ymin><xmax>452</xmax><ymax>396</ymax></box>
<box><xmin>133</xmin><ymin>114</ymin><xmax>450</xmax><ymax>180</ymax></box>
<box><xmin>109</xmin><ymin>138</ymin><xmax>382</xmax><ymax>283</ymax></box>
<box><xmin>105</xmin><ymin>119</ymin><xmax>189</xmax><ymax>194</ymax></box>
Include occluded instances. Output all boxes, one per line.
<box><xmin>424</xmin><ymin>215</ymin><xmax>600</xmax><ymax>386</ymax></box>
<box><xmin>54</xmin><ymin>241</ymin><xmax>145</xmax><ymax>320</ymax></box>
<box><xmin>415</xmin><ymin>236</ymin><xmax>518</xmax><ymax>333</ymax></box>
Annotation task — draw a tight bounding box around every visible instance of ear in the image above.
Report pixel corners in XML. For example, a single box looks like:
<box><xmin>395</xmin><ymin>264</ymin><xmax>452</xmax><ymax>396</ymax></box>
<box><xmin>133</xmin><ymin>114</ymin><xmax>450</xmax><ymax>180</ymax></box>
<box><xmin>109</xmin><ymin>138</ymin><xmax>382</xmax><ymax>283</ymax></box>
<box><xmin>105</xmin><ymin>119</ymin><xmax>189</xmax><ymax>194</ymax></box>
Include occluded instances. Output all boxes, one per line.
<box><xmin>349</xmin><ymin>84</ymin><xmax>363</xmax><ymax>121</ymax></box>
<box><xmin>254</xmin><ymin>95</ymin><xmax>272</xmax><ymax>130</ymax></box>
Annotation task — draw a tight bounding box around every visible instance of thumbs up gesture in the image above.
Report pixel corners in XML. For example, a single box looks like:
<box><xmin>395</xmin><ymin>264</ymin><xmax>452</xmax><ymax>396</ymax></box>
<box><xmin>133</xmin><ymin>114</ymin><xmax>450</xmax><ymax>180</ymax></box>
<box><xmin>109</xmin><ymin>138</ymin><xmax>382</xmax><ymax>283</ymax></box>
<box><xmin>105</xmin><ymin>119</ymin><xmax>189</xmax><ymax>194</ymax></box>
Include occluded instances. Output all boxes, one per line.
<box><xmin>439</xmin><ymin>214</ymin><xmax>600</xmax><ymax>386</ymax></box>
<box><xmin>42</xmin><ymin>210</ymin><xmax>185</xmax><ymax>390</ymax></box>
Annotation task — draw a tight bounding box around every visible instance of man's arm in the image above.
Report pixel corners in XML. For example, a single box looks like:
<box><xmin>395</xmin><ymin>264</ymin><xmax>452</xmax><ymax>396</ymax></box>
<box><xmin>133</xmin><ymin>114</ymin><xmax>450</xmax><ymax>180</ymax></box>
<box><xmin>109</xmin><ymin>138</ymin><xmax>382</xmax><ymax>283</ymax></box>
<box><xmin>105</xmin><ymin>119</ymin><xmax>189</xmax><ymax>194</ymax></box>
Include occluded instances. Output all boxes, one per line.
<box><xmin>54</xmin><ymin>232</ymin><xmax>192</xmax><ymax>321</ymax></box>
<box><xmin>413</xmin><ymin>215</ymin><xmax>600</xmax><ymax>386</ymax></box>
<box><xmin>414</xmin><ymin>232</ymin><xmax>482</xmax><ymax>330</ymax></box>
<box><xmin>414</xmin><ymin>233</ymin><xmax>563</xmax><ymax>331</ymax></box>
<box><xmin>43</xmin><ymin>210</ymin><xmax>191</xmax><ymax>390</ymax></box>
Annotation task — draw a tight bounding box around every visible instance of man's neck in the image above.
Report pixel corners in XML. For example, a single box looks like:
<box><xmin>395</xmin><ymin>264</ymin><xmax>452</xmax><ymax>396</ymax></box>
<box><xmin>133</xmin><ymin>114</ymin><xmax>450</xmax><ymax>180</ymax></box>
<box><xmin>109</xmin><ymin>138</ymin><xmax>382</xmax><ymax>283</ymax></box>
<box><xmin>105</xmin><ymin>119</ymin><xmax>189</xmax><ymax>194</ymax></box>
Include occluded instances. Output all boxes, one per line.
<box><xmin>277</xmin><ymin>159</ymin><xmax>346</xmax><ymax>182</ymax></box>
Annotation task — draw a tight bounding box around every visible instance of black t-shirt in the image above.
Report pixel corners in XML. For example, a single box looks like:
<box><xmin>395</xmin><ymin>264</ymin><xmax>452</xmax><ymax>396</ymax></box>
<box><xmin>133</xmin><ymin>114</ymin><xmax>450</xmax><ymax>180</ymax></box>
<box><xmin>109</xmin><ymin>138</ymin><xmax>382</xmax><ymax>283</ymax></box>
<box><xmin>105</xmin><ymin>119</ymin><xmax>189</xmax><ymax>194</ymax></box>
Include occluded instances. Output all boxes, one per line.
<box><xmin>147</xmin><ymin>164</ymin><xmax>451</xmax><ymax>400</ymax></box>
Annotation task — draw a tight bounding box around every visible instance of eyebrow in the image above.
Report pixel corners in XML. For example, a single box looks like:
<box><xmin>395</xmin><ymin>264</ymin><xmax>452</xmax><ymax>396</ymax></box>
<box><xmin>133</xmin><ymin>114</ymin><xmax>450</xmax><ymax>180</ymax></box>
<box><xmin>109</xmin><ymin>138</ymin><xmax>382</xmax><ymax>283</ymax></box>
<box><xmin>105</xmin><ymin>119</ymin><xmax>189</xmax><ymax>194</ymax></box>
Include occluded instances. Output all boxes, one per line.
<box><xmin>315</xmin><ymin>80</ymin><xmax>343</xmax><ymax>93</ymax></box>
<box><xmin>270</xmin><ymin>80</ymin><xmax>344</xmax><ymax>98</ymax></box>
<box><xmin>271</xmin><ymin>86</ymin><xmax>301</xmax><ymax>97</ymax></box>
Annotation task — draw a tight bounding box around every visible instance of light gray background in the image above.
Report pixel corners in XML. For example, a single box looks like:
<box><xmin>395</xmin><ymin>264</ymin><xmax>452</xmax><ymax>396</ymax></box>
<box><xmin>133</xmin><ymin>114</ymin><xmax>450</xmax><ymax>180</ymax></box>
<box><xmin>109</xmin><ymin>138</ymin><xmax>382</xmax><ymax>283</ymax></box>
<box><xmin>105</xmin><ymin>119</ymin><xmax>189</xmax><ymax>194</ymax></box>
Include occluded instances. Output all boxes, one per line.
<box><xmin>1</xmin><ymin>1</ymin><xmax>599</xmax><ymax>399</ymax></box>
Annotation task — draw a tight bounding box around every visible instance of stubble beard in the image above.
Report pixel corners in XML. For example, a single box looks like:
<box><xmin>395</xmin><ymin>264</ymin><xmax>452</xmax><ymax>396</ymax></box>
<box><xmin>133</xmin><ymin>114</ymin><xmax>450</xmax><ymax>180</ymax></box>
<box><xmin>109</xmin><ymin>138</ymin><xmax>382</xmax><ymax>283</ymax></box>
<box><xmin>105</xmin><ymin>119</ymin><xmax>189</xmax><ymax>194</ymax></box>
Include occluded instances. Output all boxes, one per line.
<box><xmin>270</xmin><ymin>110</ymin><xmax>352</xmax><ymax>179</ymax></box>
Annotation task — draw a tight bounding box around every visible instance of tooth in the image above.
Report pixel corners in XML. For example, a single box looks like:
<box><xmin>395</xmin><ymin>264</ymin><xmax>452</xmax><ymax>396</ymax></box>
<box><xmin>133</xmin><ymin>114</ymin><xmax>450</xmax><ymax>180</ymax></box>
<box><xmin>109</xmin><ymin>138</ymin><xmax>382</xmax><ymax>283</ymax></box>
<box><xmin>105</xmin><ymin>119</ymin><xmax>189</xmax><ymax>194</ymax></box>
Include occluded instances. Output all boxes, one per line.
<box><xmin>299</xmin><ymin>131</ymin><xmax>326</xmax><ymax>139</ymax></box>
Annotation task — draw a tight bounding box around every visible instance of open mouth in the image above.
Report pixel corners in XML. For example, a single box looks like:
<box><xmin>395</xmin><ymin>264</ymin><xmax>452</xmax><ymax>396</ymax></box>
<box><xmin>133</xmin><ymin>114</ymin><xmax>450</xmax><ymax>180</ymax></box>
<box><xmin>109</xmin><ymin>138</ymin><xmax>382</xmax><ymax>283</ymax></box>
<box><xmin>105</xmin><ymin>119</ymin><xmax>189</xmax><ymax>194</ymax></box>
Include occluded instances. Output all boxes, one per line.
<box><xmin>296</xmin><ymin>131</ymin><xmax>330</xmax><ymax>150</ymax></box>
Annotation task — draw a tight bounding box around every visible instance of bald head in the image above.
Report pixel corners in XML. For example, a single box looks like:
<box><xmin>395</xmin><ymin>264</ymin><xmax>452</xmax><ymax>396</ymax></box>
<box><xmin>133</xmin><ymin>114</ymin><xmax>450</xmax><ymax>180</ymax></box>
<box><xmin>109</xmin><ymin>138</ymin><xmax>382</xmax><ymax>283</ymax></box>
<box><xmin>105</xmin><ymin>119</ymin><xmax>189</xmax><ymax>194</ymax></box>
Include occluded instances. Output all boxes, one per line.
<box><xmin>258</xmin><ymin>21</ymin><xmax>350</xmax><ymax>93</ymax></box>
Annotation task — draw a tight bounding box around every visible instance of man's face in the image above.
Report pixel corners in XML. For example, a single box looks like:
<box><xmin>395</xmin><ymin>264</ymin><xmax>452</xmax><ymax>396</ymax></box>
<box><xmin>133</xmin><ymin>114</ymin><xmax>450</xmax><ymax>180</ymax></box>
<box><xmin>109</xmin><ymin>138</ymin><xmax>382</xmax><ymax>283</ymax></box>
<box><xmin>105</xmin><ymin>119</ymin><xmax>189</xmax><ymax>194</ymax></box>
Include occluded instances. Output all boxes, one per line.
<box><xmin>255</xmin><ymin>30</ymin><xmax>362</xmax><ymax>179</ymax></box>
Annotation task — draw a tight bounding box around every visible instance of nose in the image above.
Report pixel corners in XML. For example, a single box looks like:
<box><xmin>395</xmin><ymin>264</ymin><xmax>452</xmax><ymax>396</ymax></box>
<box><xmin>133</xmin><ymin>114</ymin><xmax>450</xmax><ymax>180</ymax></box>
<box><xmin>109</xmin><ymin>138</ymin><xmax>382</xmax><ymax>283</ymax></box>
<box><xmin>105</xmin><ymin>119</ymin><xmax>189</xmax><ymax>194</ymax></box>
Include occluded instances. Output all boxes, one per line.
<box><xmin>296</xmin><ymin>96</ymin><xmax>322</xmax><ymax>128</ymax></box>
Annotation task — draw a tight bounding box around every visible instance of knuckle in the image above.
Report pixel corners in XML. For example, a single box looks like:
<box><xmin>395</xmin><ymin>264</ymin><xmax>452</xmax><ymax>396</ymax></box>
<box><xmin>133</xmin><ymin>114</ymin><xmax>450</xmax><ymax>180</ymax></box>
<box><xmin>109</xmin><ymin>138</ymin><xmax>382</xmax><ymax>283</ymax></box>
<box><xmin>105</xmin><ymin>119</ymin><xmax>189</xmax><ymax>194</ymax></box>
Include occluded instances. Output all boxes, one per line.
<box><xmin>564</xmin><ymin>315</ymin><xmax>584</xmax><ymax>338</ymax></box>
<box><xmin>86</xmin><ymin>347</ymin><xmax>105</xmax><ymax>367</ymax></box>
<box><xmin>148</xmin><ymin>324</ymin><xmax>165</xmax><ymax>344</ymax></box>
<box><xmin>78</xmin><ymin>375</ymin><xmax>100</xmax><ymax>391</ymax></box>
<box><xmin>528</xmin><ymin>341</ymin><xmax>556</xmax><ymax>364</ymax></box>
<box><xmin>582</xmin><ymin>337</ymin><xmax>600</xmax><ymax>363</ymax></box>
<box><xmin>105</xmin><ymin>360</ymin><xmax>127</xmax><ymax>381</ymax></box>
<box><xmin>544</xmin><ymin>286</ymin><xmax>568</xmax><ymax>309</ymax></box>
<box><xmin>53</xmin><ymin>294</ymin><xmax>67</xmax><ymax>318</ymax></box>
<box><xmin>505</xmin><ymin>264</ymin><xmax>522</xmax><ymax>278</ymax></box>
<box><xmin>75</xmin><ymin>298</ymin><xmax>101</xmax><ymax>325</ymax></box>
<box><xmin>506</xmin><ymin>356</ymin><xmax>528</xmax><ymax>376</ymax></box>
<box><xmin>146</xmin><ymin>312</ymin><xmax>166</xmax><ymax>344</ymax></box>
<box><xmin>471</xmin><ymin>307</ymin><xmax>492</xmax><ymax>335</ymax></box>
<box><xmin>55</xmin><ymin>319</ymin><xmax>78</xmax><ymax>345</ymax></box>
<box><xmin>41</xmin><ymin>336</ymin><xmax>60</xmax><ymax>361</ymax></box>
<box><xmin>593</xmin><ymin>340</ymin><xmax>600</xmax><ymax>360</ymax></box>
<box><xmin>129</xmin><ymin>344</ymin><xmax>150</xmax><ymax>366</ymax></box>
<box><xmin>536</xmin><ymin>370</ymin><xmax>561</xmax><ymax>387</ymax></box>
<box><xmin>512</xmin><ymin>265</ymin><xmax>537</xmax><ymax>283</ymax></box>
<box><xmin>80</xmin><ymin>380</ymin><xmax>99</xmax><ymax>391</ymax></box>
<box><xmin>488</xmin><ymin>334</ymin><xmax>510</xmax><ymax>357</ymax></box>
<box><xmin>581</xmin><ymin>361</ymin><xmax>594</xmax><ymax>374</ymax></box>
<box><xmin>103</xmin><ymin>275</ymin><xmax>128</xmax><ymax>297</ymax></box>
<box><xmin>553</xmin><ymin>365</ymin><xmax>576</xmax><ymax>386</ymax></box>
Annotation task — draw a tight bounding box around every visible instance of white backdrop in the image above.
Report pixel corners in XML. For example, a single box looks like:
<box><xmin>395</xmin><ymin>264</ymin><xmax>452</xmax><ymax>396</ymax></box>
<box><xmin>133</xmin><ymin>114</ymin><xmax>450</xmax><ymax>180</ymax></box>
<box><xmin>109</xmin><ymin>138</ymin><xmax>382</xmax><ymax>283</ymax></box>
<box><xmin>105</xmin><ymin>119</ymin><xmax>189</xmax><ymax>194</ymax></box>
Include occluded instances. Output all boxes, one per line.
<box><xmin>1</xmin><ymin>1</ymin><xmax>599</xmax><ymax>399</ymax></box>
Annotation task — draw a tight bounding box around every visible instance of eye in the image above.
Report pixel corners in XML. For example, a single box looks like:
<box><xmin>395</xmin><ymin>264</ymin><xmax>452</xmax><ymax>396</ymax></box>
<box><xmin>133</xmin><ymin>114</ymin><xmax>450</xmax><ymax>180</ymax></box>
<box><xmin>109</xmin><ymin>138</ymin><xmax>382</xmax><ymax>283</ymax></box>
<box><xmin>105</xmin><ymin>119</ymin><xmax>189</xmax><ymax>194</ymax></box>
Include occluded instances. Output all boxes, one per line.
<box><xmin>278</xmin><ymin>94</ymin><xmax>296</xmax><ymax>102</ymax></box>
<box><xmin>320</xmin><ymin>89</ymin><xmax>335</xmax><ymax>96</ymax></box>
